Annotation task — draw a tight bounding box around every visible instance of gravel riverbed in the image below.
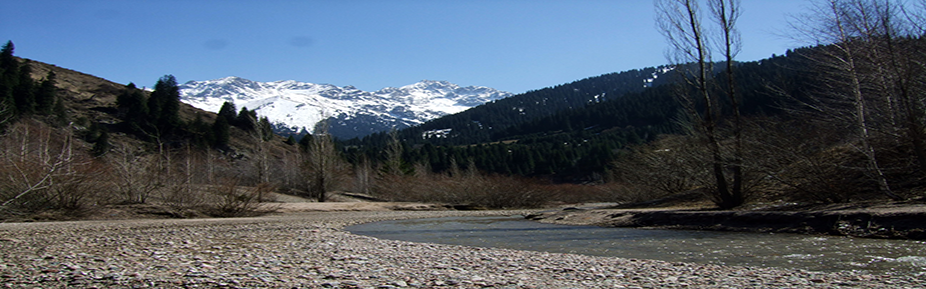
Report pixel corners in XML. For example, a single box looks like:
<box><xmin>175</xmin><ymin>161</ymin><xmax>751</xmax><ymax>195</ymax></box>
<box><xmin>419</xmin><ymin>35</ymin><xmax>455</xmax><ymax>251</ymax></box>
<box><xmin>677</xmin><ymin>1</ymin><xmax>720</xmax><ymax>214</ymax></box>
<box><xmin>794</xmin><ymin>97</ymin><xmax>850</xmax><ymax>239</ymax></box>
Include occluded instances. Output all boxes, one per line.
<box><xmin>1</xmin><ymin>210</ymin><xmax>924</xmax><ymax>288</ymax></box>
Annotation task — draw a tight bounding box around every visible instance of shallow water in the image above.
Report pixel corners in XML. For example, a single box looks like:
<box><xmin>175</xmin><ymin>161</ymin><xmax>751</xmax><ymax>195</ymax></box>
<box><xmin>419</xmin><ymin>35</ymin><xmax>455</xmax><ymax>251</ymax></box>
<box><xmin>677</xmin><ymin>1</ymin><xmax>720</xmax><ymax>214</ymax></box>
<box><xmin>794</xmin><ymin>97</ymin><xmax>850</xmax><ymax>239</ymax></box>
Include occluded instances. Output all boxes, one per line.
<box><xmin>346</xmin><ymin>215</ymin><xmax>926</xmax><ymax>274</ymax></box>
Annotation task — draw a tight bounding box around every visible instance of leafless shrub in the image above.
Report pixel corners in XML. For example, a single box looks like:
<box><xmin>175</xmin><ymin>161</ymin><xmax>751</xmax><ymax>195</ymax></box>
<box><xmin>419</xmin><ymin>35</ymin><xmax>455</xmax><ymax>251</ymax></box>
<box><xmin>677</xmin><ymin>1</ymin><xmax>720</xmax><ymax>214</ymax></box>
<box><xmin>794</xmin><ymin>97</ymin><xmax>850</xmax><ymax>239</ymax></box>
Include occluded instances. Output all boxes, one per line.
<box><xmin>371</xmin><ymin>162</ymin><xmax>557</xmax><ymax>209</ymax></box>
<box><xmin>596</xmin><ymin>182</ymin><xmax>659</xmax><ymax>204</ymax></box>
<box><xmin>206</xmin><ymin>181</ymin><xmax>274</xmax><ymax>217</ymax></box>
<box><xmin>546</xmin><ymin>182</ymin><xmax>623</xmax><ymax>204</ymax></box>
<box><xmin>47</xmin><ymin>159</ymin><xmax>111</xmax><ymax>213</ymax></box>
<box><xmin>0</xmin><ymin>121</ymin><xmax>102</xmax><ymax>217</ymax></box>
<box><xmin>469</xmin><ymin>175</ymin><xmax>550</xmax><ymax>208</ymax></box>
<box><xmin>109</xmin><ymin>145</ymin><xmax>162</xmax><ymax>204</ymax></box>
<box><xmin>371</xmin><ymin>173</ymin><xmax>417</xmax><ymax>202</ymax></box>
<box><xmin>610</xmin><ymin>135</ymin><xmax>709</xmax><ymax>201</ymax></box>
<box><xmin>739</xmin><ymin>117</ymin><xmax>874</xmax><ymax>203</ymax></box>
<box><xmin>159</xmin><ymin>182</ymin><xmax>206</xmax><ymax>217</ymax></box>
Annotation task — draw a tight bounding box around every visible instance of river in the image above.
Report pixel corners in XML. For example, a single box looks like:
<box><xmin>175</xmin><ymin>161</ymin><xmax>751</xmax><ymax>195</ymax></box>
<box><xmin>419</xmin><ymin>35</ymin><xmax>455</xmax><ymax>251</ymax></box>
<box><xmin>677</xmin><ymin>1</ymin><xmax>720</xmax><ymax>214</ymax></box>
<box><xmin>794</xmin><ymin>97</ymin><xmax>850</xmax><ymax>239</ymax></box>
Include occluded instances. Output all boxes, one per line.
<box><xmin>346</xmin><ymin>215</ymin><xmax>926</xmax><ymax>275</ymax></box>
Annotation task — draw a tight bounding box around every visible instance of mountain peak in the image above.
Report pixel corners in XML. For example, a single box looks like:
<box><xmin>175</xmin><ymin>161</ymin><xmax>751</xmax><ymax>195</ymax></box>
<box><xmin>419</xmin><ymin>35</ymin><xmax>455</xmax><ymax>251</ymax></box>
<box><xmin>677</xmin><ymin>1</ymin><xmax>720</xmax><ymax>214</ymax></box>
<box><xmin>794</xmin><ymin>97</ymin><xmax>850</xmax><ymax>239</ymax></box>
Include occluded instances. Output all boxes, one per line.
<box><xmin>411</xmin><ymin>80</ymin><xmax>458</xmax><ymax>91</ymax></box>
<box><xmin>214</xmin><ymin>76</ymin><xmax>252</xmax><ymax>84</ymax></box>
<box><xmin>418</xmin><ymin>79</ymin><xmax>453</xmax><ymax>85</ymax></box>
<box><xmin>179</xmin><ymin>78</ymin><xmax>512</xmax><ymax>139</ymax></box>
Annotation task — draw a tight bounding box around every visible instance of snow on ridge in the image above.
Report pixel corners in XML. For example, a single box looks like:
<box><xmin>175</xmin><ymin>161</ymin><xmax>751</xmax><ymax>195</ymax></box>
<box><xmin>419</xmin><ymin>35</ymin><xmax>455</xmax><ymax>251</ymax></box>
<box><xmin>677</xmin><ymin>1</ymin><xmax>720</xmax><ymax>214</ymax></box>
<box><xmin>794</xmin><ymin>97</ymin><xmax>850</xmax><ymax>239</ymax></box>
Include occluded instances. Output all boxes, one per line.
<box><xmin>178</xmin><ymin>77</ymin><xmax>512</xmax><ymax>136</ymax></box>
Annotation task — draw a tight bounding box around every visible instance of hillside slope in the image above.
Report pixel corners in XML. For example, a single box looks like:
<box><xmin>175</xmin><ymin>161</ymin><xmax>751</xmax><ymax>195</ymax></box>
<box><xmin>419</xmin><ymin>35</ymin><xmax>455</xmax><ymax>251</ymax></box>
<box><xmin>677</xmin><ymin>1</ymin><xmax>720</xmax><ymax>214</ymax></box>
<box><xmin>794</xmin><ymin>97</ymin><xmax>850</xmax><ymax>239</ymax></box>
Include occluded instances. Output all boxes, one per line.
<box><xmin>17</xmin><ymin>57</ymin><xmax>299</xmax><ymax>162</ymax></box>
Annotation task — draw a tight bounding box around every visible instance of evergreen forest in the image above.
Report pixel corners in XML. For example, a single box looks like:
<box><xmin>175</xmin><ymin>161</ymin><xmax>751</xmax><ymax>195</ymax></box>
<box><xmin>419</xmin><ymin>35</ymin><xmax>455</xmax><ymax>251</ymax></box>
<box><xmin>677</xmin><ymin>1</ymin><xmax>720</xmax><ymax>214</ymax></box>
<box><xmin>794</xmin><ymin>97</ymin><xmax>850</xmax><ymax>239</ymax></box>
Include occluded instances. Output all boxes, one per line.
<box><xmin>342</xmin><ymin>51</ymin><xmax>814</xmax><ymax>182</ymax></box>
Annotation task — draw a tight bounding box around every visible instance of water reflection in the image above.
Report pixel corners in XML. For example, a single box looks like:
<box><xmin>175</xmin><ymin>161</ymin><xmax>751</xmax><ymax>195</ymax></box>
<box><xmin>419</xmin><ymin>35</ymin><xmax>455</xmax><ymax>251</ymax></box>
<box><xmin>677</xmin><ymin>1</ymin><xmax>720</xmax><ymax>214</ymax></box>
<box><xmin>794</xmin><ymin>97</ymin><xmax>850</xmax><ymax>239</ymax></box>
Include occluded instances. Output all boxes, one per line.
<box><xmin>346</xmin><ymin>216</ymin><xmax>926</xmax><ymax>274</ymax></box>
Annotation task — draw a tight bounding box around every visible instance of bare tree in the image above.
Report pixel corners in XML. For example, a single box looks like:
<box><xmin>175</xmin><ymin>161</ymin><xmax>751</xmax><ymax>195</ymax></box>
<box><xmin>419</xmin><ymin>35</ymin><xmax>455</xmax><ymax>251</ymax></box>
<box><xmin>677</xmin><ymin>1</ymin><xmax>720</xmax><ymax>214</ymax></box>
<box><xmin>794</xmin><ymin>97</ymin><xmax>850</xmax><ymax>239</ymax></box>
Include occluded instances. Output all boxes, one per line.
<box><xmin>711</xmin><ymin>0</ymin><xmax>745</xmax><ymax>206</ymax></box>
<box><xmin>206</xmin><ymin>179</ymin><xmax>272</xmax><ymax>217</ymax></box>
<box><xmin>656</xmin><ymin>0</ymin><xmax>746</xmax><ymax>208</ymax></box>
<box><xmin>245</xmin><ymin>115</ymin><xmax>274</xmax><ymax>185</ymax></box>
<box><xmin>352</xmin><ymin>155</ymin><xmax>375</xmax><ymax>196</ymax></box>
<box><xmin>303</xmin><ymin>119</ymin><xmax>340</xmax><ymax>202</ymax></box>
<box><xmin>862</xmin><ymin>0</ymin><xmax>926</xmax><ymax>174</ymax></box>
<box><xmin>110</xmin><ymin>144</ymin><xmax>162</xmax><ymax>204</ymax></box>
<box><xmin>788</xmin><ymin>0</ymin><xmax>915</xmax><ymax>200</ymax></box>
<box><xmin>274</xmin><ymin>150</ymin><xmax>305</xmax><ymax>196</ymax></box>
<box><xmin>382</xmin><ymin>128</ymin><xmax>405</xmax><ymax>176</ymax></box>
<box><xmin>157</xmin><ymin>146</ymin><xmax>204</xmax><ymax>216</ymax></box>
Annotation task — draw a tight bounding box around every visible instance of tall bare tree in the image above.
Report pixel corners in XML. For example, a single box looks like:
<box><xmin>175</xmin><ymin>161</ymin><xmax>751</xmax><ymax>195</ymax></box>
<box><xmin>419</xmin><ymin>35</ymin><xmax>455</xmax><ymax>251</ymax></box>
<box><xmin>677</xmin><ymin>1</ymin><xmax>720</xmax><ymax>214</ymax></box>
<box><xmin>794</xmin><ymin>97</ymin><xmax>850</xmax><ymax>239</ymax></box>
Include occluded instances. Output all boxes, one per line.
<box><xmin>303</xmin><ymin>119</ymin><xmax>340</xmax><ymax>202</ymax></box>
<box><xmin>656</xmin><ymin>0</ymin><xmax>745</xmax><ymax>208</ymax></box>
<box><xmin>249</xmin><ymin>115</ymin><xmax>273</xmax><ymax>185</ymax></box>
<box><xmin>711</xmin><ymin>0</ymin><xmax>745</xmax><ymax>206</ymax></box>
<box><xmin>353</xmin><ymin>155</ymin><xmax>375</xmax><ymax>196</ymax></box>
<box><xmin>382</xmin><ymin>128</ymin><xmax>405</xmax><ymax>176</ymax></box>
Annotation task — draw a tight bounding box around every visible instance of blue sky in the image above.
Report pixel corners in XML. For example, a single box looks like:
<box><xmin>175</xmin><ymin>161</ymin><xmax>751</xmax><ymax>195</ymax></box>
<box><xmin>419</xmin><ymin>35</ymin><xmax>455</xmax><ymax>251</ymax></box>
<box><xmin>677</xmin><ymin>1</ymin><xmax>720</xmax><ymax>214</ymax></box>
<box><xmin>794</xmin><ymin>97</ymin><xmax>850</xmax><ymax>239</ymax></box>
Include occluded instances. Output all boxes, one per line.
<box><xmin>1</xmin><ymin>0</ymin><xmax>806</xmax><ymax>94</ymax></box>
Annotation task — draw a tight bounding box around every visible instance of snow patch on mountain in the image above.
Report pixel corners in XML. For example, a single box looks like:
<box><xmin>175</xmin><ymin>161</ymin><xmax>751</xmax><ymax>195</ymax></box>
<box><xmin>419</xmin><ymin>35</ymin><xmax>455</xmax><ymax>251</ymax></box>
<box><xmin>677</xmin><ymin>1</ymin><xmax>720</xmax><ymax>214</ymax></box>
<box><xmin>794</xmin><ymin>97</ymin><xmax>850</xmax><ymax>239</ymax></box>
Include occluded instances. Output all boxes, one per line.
<box><xmin>179</xmin><ymin>77</ymin><xmax>512</xmax><ymax>139</ymax></box>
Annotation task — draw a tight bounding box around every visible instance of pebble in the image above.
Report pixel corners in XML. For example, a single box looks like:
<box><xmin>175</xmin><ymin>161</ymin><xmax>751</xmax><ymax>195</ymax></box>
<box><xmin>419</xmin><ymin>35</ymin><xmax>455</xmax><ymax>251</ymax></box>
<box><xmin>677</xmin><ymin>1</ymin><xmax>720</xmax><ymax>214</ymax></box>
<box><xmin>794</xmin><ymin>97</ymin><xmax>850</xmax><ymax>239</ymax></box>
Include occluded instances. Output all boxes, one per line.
<box><xmin>1</xmin><ymin>210</ymin><xmax>923</xmax><ymax>288</ymax></box>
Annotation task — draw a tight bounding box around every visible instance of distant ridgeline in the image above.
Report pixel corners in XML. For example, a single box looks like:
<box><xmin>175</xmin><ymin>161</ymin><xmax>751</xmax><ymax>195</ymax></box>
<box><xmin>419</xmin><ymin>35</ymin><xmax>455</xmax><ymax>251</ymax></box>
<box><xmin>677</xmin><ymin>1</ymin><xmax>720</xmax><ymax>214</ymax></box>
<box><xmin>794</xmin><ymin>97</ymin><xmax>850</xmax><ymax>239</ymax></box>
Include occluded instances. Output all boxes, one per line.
<box><xmin>342</xmin><ymin>49</ymin><xmax>816</xmax><ymax>182</ymax></box>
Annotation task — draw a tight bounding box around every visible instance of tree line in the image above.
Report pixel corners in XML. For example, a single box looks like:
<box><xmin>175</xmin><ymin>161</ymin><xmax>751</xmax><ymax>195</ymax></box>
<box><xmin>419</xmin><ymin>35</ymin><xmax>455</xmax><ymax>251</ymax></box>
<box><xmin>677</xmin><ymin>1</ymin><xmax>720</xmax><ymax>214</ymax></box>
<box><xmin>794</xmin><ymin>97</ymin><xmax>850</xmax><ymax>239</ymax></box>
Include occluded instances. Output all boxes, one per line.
<box><xmin>0</xmin><ymin>41</ymin><xmax>67</xmax><ymax>130</ymax></box>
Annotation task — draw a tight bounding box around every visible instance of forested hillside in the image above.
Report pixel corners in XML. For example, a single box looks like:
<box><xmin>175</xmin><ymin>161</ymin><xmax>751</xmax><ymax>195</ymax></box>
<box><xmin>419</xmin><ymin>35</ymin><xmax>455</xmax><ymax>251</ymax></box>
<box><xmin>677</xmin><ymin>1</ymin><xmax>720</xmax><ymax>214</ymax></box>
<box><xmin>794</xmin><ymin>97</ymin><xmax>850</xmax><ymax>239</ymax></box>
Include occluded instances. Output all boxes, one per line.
<box><xmin>342</xmin><ymin>49</ymin><xmax>815</xmax><ymax>181</ymax></box>
<box><xmin>346</xmin><ymin>67</ymin><xmax>674</xmax><ymax>146</ymax></box>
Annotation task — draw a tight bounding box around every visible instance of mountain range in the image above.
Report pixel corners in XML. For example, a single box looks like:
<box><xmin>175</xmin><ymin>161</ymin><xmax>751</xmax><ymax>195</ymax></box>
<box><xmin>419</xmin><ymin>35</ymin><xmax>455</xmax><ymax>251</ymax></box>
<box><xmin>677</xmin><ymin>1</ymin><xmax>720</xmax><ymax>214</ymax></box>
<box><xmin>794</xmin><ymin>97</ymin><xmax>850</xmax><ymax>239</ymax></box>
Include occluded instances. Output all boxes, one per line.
<box><xmin>178</xmin><ymin>77</ymin><xmax>512</xmax><ymax>139</ymax></box>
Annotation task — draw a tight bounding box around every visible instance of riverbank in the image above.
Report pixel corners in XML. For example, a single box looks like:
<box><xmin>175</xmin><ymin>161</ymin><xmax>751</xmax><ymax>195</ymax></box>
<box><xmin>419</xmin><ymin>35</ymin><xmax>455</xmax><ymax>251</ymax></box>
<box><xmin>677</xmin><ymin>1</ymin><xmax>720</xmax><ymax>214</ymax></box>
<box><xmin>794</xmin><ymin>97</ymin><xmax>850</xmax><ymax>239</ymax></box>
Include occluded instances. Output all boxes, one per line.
<box><xmin>526</xmin><ymin>202</ymin><xmax>926</xmax><ymax>239</ymax></box>
<box><xmin>2</xmin><ymin>209</ymin><xmax>925</xmax><ymax>288</ymax></box>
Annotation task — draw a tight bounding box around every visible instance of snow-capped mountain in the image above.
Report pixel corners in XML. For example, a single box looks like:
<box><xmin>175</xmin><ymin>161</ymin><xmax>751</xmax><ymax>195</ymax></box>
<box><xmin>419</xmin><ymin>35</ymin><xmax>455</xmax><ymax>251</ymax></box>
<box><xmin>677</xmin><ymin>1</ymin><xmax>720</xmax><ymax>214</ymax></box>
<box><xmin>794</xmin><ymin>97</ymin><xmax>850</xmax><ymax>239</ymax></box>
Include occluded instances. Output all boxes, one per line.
<box><xmin>178</xmin><ymin>77</ymin><xmax>512</xmax><ymax>139</ymax></box>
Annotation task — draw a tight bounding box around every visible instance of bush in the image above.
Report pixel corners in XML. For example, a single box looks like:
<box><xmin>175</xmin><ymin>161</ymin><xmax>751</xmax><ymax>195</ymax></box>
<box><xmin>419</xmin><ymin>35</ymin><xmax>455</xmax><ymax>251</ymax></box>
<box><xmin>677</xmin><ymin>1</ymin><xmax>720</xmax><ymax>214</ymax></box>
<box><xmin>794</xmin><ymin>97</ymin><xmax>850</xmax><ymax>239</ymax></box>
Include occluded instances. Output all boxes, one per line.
<box><xmin>0</xmin><ymin>121</ymin><xmax>111</xmax><ymax>218</ymax></box>
<box><xmin>206</xmin><ymin>181</ymin><xmax>274</xmax><ymax>217</ymax></box>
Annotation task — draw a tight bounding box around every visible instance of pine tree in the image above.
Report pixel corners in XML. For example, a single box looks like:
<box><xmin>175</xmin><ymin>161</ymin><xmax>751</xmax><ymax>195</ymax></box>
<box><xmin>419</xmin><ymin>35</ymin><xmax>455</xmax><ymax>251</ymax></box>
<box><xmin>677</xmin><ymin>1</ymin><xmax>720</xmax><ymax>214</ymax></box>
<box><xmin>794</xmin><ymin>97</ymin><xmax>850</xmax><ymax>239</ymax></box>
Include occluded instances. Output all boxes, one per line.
<box><xmin>217</xmin><ymin>101</ymin><xmax>237</xmax><ymax>121</ymax></box>
<box><xmin>258</xmin><ymin>116</ymin><xmax>274</xmax><ymax>141</ymax></box>
<box><xmin>189</xmin><ymin>114</ymin><xmax>212</xmax><ymax>148</ymax></box>
<box><xmin>116</xmin><ymin>82</ymin><xmax>137</xmax><ymax>110</ymax></box>
<box><xmin>0</xmin><ymin>41</ymin><xmax>17</xmax><ymax>120</ymax></box>
<box><xmin>35</xmin><ymin>70</ymin><xmax>56</xmax><ymax>114</ymax></box>
<box><xmin>298</xmin><ymin>134</ymin><xmax>313</xmax><ymax>152</ymax></box>
<box><xmin>0</xmin><ymin>41</ymin><xmax>15</xmax><ymax>76</ymax></box>
<box><xmin>85</xmin><ymin>122</ymin><xmax>102</xmax><ymax>142</ymax></box>
<box><xmin>117</xmin><ymin>83</ymin><xmax>148</xmax><ymax>131</ymax></box>
<box><xmin>12</xmin><ymin>61</ymin><xmax>34</xmax><ymax>115</ymax></box>
<box><xmin>211</xmin><ymin>115</ymin><xmax>230</xmax><ymax>149</ymax></box>
<box><xmin>149</xmin><ymin>75</ymin><xmax>181</xmax><ymax>132</ymax></box>
<box><xmin>235</xmin><ymin>107</ymin><xmax>256</xmax><ymax>130</ymax></box>
<box><xmin>91</xmin><ymin>130</ymin><xmax>111</xmax><ymax>157</ymax></box>
<box><xmin>51</xmin><ymin>93</ymin><xmax>68</xmax><ymax>126</ymax></box>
